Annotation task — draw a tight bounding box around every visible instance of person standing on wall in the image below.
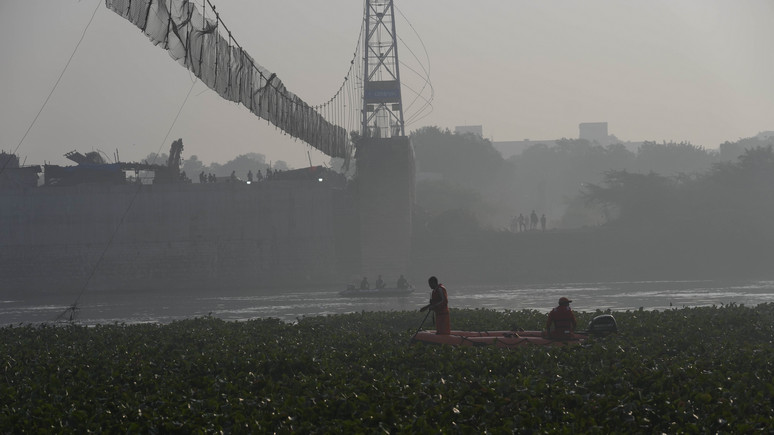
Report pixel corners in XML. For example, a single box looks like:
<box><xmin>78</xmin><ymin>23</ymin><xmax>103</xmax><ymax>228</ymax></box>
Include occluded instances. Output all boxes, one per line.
<box><xmin>420</xmin><ymin>276</ymin><xmax>450</xmax><ymax>335</ymax></box>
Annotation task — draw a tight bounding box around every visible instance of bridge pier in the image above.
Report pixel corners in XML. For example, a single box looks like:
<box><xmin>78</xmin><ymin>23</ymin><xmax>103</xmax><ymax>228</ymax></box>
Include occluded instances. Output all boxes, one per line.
<box><xmin>355</xmin><ymin>137</ymin><xmax>415</xmax><ymax>284</ymax></box>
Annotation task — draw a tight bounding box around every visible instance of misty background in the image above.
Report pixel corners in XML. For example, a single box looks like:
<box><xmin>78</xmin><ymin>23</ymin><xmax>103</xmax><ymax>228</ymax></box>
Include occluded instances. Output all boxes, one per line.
<box><xmin>1</xmin><ymin>1</ymin><xmax>772</xmax><ymax>170</ymax></box>
<box><xmin>1</xmin><ymin>0</ymin><xmax>773</xmax><ymax>286</ymax></box>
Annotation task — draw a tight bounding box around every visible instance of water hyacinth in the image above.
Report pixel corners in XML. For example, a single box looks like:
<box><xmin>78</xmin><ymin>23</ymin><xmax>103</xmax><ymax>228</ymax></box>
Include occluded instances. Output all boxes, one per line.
<box><xmin>1</xmin><ymin>305</ymin><xmax>773</xmax><ymax>432</ymax></box>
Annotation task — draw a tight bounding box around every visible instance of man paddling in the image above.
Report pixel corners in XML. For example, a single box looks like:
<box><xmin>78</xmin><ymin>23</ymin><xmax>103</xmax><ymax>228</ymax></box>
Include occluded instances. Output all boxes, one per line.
<box><xmin>545</xmin><ymin>297</ymin><xmax>577</xmax><ymax>339</ymax></box>
<box><xmin>420</xmin><ymin>276</ymin><xmax>450</xmax><ymax>335</ymax></box>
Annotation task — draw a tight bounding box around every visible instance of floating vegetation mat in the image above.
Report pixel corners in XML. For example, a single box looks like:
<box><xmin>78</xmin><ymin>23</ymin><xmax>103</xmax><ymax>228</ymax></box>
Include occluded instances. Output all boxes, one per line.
<box><xmin>2</xmin><ymin>305</ymin><xmax>773</xmax><ymax>432</ymax></box>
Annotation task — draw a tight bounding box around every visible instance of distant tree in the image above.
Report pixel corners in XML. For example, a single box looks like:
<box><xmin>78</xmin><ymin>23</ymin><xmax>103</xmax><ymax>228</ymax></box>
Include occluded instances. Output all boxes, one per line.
<box><xmin>216</xmin><ymin>153</ymin><xmax>272</xmax><ymax>179</ymax></box>
<box><xmin>718</xmin><ymin>137</ymin><xmax>774</xmax><ymax>162</ymax></box>
<box><xmin>411</xmin><ymin>126</ymin><xmax>505</xmax><ymax>192</ymax></box>
<box><xmin>581</xmin><ymin>146</ymin><xmax>774</xmax><ymax>240</ymax></box>
<box><xmin>411</xmin><ymin>126</ymin><xmax>513</xmax><ymax>227</ymax></box>
<box><xmin>414</xmin><ymin>179</ymin><xmax>495</xmax><ymax>225</ymax></box>
<box><xmin>634</xmin><ymin>141</ymin><xmax>716</xmax><ymax>176</ymax></box>
<box><xmin>182</xmin><ymin>155</ymin><xmax>205</xmax><ymax>178</ymax></box>
<box><xmin>700</xmin><ymin>146</ymin><xmax>774</xmax><ymax>221</ymax></box>
<box><xmin>502</xmin><ymin>139</ymin><xmax>637</xmax><ymax>227</ymax></box>
<box><xmin>559</xmin><ymin>194</ymin><xmax>609</xmax><ymax>228</ymax></box>
<box><xmin>209</xmin><ymin>162</ymin><xmax>223</xmax><ymax>176</ymax></box>
<box><xmin>410</xmin><ymin>126</ymin><xmax>734</xmax><ymax>231</ymax></box>
<box><xmin>142</xmin><ymin>152</ymin><xmax>169</xmax><ymax>166</ymax></box>
<box><xmin>582</xmin><ymin>170</ymin><xmax>678</xmax><ymax>226</ymax></box>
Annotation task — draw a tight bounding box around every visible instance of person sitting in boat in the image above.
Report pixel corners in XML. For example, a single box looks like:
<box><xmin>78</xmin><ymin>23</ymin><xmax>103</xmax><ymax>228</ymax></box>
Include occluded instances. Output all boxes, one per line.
<box><xmin>396</xmin><ymin>274</ymin><xmax>409</xmax><ymax>289</ymax></box>
<box><xmin>360</xmin><ymin>276</ymin><xmax>370</xmax><ymax>290</ymax></box>
<box><xmin>545</xmin><ymin>297</ymin><xmax>577</xmax><ymax>339</ymax></box>
<box><xmin>375</xmin><ymin>275</ymin><xmax>385</xmax><ymax>289</ymax></box>
<box><xmin>420</xmin><ymin>276</ymin><xmax>450</xmax><ymax>335</ymax></box>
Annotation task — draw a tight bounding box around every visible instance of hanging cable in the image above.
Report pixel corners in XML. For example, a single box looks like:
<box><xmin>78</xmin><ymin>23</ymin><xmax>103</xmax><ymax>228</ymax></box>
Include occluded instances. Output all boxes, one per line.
<box><xmin>55</xmin><ymin>79</ymin><xmax>198</xmax><ymax>322</ymax></box>
<box><xmin>394</xmin><ymin>4</ymin><xmax>434</xmax><ymax>128</ymax></box>
<box><xmin>0</xmin><ymin>0</ymin><xmax>102</xmax><ymax>179</ymax></box>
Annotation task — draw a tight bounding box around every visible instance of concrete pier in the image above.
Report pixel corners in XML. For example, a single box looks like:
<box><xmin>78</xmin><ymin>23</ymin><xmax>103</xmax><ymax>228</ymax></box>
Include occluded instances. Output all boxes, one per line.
<box><xmin>354</xmin><ymin>137</ymin><xmax>415</xmax><ymax>283</ymax></box>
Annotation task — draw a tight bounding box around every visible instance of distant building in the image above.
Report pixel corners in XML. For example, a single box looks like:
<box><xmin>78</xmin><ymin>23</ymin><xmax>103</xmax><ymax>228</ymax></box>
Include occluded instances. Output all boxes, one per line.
<box><xmin>756</xmin><ymin>131</ymin><xmax>774</xmax><ymax>141</ymax></box>
<box><xmin>579</xmin><ymin>122</ymin><xmax>609</xmax><ymax>145</ymax></box>
<box><xmin>492</xmin><ymin>122</ymin><xmax>640</xmax><ymax>159</ymax></box>
<box><xmin>454</xmin><ymin>125</ymin><xmax>483</xmax><ymax>138</ymax></box>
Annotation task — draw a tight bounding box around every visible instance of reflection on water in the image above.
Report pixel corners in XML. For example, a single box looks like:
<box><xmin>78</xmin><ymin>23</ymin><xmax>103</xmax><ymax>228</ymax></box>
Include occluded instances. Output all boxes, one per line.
<box><xmin>2</xmin><ymin>280</ymin><xmax>774</xmax><ymax>325</ymax></box>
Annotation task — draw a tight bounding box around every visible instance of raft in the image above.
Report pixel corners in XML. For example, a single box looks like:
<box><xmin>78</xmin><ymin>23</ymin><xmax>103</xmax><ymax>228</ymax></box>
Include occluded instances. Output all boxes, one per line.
<box><xmin>412</xmin><ymin>314</ymin><xmax>617</xmax><ymax>349</ymax></box>
<box><xmin>413</xmin><ymin>330</ymin><xmax>586</xmax><ymax>348</ymax></box>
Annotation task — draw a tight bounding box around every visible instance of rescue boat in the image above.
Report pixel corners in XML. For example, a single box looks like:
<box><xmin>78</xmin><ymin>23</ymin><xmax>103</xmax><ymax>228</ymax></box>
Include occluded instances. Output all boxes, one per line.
<box><xmin>412</xmin><ymin>314</ymin><xmax>617</xmax><ymax>349</ymax></box>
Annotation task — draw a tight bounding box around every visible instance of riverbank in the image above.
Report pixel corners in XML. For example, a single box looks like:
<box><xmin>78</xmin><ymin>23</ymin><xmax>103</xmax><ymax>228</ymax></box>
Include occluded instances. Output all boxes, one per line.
<box><xmin>410</xmin><ymin>224</ymin><xmax>774</xmax><ymax>286</ymax></box>
<box><xmin>2</xmin><ymin>305</ymin><xmax>773</xmax><ymax>432</ymax></box>
<box><xmin>5</xmin><ymin>279</ymin><xmax>774</xmax><ymax>326</ymax></box>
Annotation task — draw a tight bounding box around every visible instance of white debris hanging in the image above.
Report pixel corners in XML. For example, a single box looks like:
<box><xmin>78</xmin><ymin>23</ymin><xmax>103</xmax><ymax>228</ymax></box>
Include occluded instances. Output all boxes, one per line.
<box><xmin>105</xmin><ymin>0</ymin><xmax>348</xmax><ymax>158</ymax></box>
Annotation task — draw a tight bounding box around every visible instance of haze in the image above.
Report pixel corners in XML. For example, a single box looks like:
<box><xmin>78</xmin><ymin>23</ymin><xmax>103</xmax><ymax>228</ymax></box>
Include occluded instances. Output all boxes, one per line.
<box><xmin>0</xmin><ymin>0</ymin><xmax>771</xmax><ymax>168</ymax></box>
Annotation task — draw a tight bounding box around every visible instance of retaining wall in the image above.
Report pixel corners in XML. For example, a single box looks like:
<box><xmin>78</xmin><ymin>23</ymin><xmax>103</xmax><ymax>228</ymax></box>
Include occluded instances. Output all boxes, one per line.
<box><xmin>0</xmin><ymin>181</ymin><xmax>353</xmax><ymax>294</ymax></box>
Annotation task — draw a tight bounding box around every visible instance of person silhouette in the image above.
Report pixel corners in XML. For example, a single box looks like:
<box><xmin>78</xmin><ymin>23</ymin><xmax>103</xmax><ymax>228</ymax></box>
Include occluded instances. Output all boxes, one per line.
<box><xmin>420</xmin><ymin>276</ymin><xmax>450</xmax><ymax>335</ymax></box>
<box><xmin>546</xmin><ymin>297</ymin><xmax>577</xmax><ymax>339</ymax></box>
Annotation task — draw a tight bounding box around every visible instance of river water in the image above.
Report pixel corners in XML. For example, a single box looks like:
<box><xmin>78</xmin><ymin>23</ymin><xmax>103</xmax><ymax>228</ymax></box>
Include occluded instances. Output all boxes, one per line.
<box><xmin>3</xmin><ymin>279</ymin><xmax>774</xmax><ymax>326</ymax></box>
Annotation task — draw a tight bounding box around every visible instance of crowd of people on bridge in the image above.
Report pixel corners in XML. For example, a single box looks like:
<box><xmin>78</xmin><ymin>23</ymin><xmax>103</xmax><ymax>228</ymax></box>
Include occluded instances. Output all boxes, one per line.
<box><xmin>510</xmin><ymin>210</ymin><xmax>547</xmax><ymax>232</ymax></box>
<box><xmin>198</xmin><ymin>168</ymin><xmax>285</xmax><ymax>184</ymax></box>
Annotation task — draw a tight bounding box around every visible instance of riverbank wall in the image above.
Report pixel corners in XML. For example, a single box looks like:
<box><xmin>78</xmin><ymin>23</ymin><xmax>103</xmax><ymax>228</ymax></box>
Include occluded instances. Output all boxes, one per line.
<box><xmin>0</xmin><ymin>180</ymin><xmax>357</xmax><ymax>294</ymax></box>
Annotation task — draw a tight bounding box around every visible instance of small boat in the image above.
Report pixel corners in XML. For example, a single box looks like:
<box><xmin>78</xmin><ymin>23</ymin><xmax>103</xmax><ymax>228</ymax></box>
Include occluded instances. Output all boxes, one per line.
<box><xmin>339</xmin><ymin>286</ymin><xmax>414</xmax><ymax>297</ymax></box>
<box><xmin>412</xmin><ymin>314</ymin><xmax>617</xmax><ymax>349</ymax></box>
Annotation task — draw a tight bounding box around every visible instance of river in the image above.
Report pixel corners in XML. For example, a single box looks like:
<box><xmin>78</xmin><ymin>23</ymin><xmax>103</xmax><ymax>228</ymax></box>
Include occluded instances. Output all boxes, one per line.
<box><xmin>2</xmin><ymin>279</ymin><xmax>774</xmax><ymax>325</ymax></box>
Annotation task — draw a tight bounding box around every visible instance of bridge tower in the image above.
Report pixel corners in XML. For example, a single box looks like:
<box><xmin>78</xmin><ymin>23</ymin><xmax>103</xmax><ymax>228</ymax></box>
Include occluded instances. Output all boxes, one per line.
<box><xmin>356</xmin><ymin>0</ymin><xmax>415</xmax><ymax>282</ymax></box>
<box><xmin>362</xmin><ymin>0</ymin><xmax>405</xmax><ymax>138</ymax></box>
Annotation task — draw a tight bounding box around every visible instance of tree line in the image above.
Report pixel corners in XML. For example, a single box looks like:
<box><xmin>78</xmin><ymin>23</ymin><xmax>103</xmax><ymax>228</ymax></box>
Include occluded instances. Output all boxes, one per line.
<box><xmin>584</xmin><ymin>146</ymin><xmax>774</xmax><ymax>239</ymax></box>
<box><xmin>409</xmin><ymin>126</ymin><xmax>774</xmax><ymax>231</ymax></box>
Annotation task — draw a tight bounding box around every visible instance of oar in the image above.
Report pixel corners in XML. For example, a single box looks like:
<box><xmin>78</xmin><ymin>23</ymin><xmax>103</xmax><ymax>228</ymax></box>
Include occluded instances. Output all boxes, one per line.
<box><xmin>409</xmin><ymin>309</ymin><xmax>432</xmax><ymax>345</ymax></box>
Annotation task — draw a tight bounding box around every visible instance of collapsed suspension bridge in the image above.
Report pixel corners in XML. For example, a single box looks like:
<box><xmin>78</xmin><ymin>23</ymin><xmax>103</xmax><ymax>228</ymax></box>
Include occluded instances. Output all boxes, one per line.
<box><xmin>105</xmin><ymin>0</ymin><xmax>433</xmax><ymax>159</ymax></box>
<box><xmin>0</xmin><ymin>0</ymin><xmax>431</xmax><ymax>319</ymax></box>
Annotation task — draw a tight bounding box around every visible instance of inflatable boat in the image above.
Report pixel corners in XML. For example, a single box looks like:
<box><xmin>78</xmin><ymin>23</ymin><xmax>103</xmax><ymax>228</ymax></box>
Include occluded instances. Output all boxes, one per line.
<box><xmin>412</xmin><ymin>314</ymin><xmax>617</xmax><ymax>349</ymax></box>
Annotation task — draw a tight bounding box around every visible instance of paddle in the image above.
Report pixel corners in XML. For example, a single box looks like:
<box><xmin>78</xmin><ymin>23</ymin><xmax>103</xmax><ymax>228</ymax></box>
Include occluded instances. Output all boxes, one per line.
<box><xmin>409</xmin><ymin>309</ymin><xmax>432</xmax><ymax>344</ymax></box>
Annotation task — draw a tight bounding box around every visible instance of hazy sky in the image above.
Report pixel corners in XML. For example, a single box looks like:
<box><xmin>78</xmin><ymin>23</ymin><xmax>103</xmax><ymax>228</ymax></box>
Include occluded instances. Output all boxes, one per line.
<box><xmin>1</xmin><ymin>0</ymin><xmax>772</xmax><ymax>168</ymax></box>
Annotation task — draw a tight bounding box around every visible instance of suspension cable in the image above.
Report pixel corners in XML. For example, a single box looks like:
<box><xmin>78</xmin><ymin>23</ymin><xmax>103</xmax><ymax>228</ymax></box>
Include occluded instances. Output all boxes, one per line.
<box><xmin>0</xmin><ymin>0</ymin><xmax>102</xmax><ymax>179</ymax></box>
<box><xmin>56</xmin><ymin>79</ymin><xmax>198</xmax><ymax>321</ymax></box>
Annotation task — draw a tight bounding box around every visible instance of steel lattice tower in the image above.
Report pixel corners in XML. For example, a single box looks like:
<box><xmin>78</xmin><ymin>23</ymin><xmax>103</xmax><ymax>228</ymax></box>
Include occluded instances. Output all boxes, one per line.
<box><xmin>362</xmin><ymin>0</ymin><xmax>405</xmax><ymax>138</ymax></box>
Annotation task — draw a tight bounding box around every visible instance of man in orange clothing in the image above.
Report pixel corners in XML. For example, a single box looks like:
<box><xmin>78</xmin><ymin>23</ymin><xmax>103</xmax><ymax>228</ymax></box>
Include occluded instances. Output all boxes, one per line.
<box><xmin>420</xmin><ymin>276</ymin><xmax>450</xmax><ymax>335</ymax></box>
<box><xmin>546</xmin><ymin>297</ymin><xmax>577</xmax><ymax>339</ymax></box>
